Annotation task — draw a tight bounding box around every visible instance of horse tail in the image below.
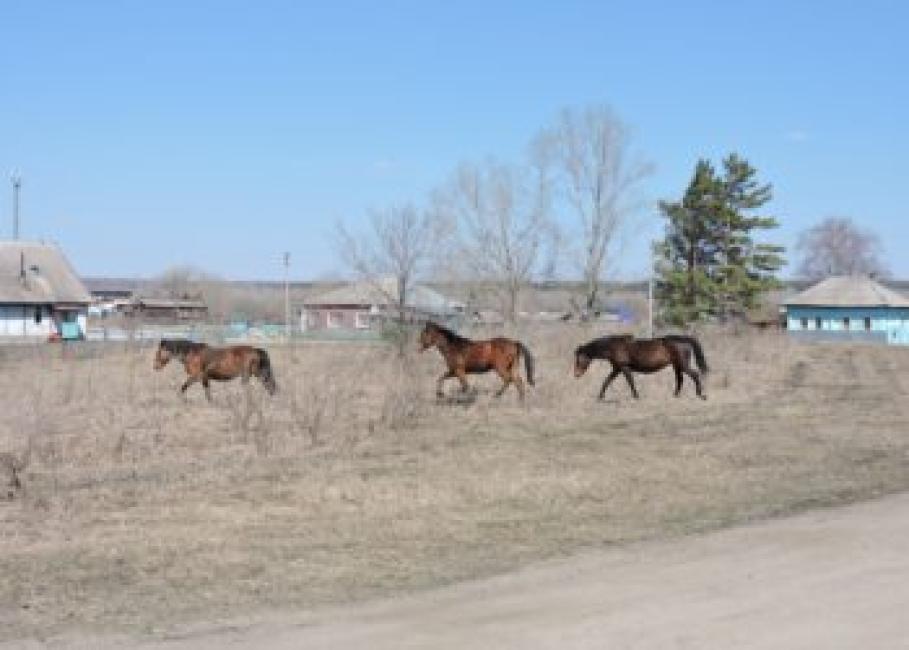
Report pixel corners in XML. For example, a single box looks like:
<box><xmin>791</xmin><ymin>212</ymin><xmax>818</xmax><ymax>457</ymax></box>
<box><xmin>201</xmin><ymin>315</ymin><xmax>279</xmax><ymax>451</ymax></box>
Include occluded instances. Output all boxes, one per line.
<box><xmin>256</xmin><ymin>348</ymin><xmax>277</xmax><ymax>394</ymax></box>
<box><xmin>518</xmin><ymin>341</ymin><xmax>536</xmax><ymax>386</ymax></box>
<box><xmin>665</xmin><ymin>335</ymin><xmax>709</xmax><ymax>374</ymax></box>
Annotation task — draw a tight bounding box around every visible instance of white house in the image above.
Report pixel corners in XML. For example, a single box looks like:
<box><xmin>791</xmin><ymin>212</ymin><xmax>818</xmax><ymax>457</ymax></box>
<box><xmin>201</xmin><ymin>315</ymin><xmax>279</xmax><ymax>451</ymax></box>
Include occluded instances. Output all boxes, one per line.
<box><xmin>302</xmin><ymin>277</ymin><xmax>465</xmax><ymax>331</ymax></box>
<box><xmin>0</xmin><ymin>241</ymin><xmax>91</xmax><ymax>339</ymax></box>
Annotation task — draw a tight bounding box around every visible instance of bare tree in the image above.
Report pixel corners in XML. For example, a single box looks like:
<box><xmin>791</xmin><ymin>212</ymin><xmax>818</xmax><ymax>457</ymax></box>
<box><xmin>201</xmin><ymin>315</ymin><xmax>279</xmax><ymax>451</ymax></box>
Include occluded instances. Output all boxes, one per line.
<box><xmin>435</xmin><ymin>160</ymin><xmax>552</xmax><ymax>322</ymax></box>
<box><xmin>796</xmin><ymin>217</ymin><xmax>888</xmax><ymax>279</ymax></box>
<box><xmin>156</xmin><ymin>265</ymin><xmax>210</xmax><ymax>299</ymax></box>
<box><xmin>535</xmin><ymin>105</ymin><xmax>652</xmax><ymax>313</ymax></box>
<box><xmin>335</xmin><ymin>203</ymin><xmax>438</xmax><ymax>325</ymax></box>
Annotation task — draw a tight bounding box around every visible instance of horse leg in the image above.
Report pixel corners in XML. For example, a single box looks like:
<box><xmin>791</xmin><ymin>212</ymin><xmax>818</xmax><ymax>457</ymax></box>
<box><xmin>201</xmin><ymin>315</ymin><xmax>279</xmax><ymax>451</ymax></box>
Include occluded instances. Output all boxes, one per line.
<box><xmin>202</xmin><ymin>373</ymin><xmax>213</xmax><ymax>402</ymax></box>
<box><xmin>598</xmin><ymin>368</ymin><xmax>621</xmax><ymax>400</ymax></box>
<box><xmin>456</xmin><ymin>368</ymin><xmax>471</xmax><ymax>393</ymax></box>
<box><xmin>180</xmin><ymin>375</ymin><xmax>199</xmax><ymax>397</ymax></box>
<box><xmin>512</xmin><ymin>371</ymin><xmax>526</xmax><ymax>401</ymax></box>
<box><xmin>686</xmin><ymin>369</ymin><xmax>707</xmax><ymax>400</ymax></box>
<box><xmin>677</xmin><ymin>351</ymin><xmax>706</xmax><ymax>400</ymax></box>
<box><xmin>494</xmin><ymin>362</ymin><xmax>512</xmax><ymax>398</ymax></box>
<box><xmin>436</xmin><ymin>370</ymin><xmax>454</xmax><ymax>397</ymax></box>
<box><xmin>622</xmin><ymin>369</ymin><xmax>640</xmax><ymax>399</ymax></box>
<box><xmin>673</xmin><ymin>366</ymin><xmax>684</xmax><ymax>397</ymax></box>
<box><xmin>242</xmin><ymin>381</ymin><xmax>255</xmax><ymax>436</ymax></box>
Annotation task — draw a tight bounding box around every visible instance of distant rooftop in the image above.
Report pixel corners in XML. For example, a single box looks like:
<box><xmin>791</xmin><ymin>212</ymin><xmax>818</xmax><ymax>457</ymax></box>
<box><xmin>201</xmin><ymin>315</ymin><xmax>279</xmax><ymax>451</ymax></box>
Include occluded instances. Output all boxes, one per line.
<box><xmin>306</xmin><ymin>277</ymin><xmax>465</xmax><ymax>314</ymax></box>
<box><xmin>784</xmin><ymin>275</ymin><xmax>909</xmax><ymax>308</ymax></box>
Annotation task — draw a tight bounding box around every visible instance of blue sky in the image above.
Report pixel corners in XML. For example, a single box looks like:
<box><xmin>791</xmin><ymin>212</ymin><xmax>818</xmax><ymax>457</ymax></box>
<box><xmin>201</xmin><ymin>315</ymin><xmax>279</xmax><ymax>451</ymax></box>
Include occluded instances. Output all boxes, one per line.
<box><xmin>1</xmin><ymin>1</ymin><xmax>906</xmax><ymax>280</ymax></box>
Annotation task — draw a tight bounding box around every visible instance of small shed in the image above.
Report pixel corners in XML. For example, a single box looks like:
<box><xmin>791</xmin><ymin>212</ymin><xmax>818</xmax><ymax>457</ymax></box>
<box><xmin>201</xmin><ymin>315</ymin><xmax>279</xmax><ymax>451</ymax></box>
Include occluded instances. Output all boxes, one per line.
<box><xmin>302</xmin><ymin>277</ymin><xmax>465</xmax><ymax>331</ymax></box>
<box><xmin>783</xmin><ymin>275</ymin><xmax>909</xmax><ymax>345</ymax></box>
<box><xmin>0</xmin><ymin>241</ymin><xmax>91</xmax><ymax>339</ymax></box>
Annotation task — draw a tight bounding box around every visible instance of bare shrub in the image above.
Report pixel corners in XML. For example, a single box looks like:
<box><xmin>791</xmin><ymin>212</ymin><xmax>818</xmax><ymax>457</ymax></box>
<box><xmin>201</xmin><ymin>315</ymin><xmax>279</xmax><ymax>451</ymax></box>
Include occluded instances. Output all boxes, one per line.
<box><xmin>378</xmin><ymin>359</ymin><xmax>426</xmax><ymax>431</ymax></box>
<box><xmin>0</xmin><ymin>443</ymin><xmax>29</xmax><ymax>499</ymax></box>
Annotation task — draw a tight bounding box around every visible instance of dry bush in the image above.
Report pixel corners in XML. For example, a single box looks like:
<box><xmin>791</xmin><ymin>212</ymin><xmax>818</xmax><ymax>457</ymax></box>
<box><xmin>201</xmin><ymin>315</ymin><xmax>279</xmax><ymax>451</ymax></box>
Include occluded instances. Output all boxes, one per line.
<box><xmin>1</xmin><ymin>328</ymin><xmax>909</xmax><ymax>639</ymax></box>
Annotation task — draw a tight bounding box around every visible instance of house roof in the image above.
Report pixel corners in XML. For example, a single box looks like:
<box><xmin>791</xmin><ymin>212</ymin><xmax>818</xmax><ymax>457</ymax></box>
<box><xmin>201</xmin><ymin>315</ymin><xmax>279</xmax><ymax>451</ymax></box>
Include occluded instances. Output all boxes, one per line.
<box><xmin>783</xmin><ymin>275</ymin><xmax>909</xmax><ymax>308</ymax></box>
<box><xmin>0</xmin><ymin>241</ymin><xmax>91</xmax><ymax>305</ymax></box>
<box><xmin>306</xmin><ymin>277</ymin><xmax>464</xmax><ymax>314</ymax></box>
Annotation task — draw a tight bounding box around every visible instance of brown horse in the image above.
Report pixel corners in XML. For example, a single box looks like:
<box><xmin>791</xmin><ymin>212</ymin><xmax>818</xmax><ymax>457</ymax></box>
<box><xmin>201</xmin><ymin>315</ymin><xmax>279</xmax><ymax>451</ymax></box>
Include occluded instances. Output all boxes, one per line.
<box><xmin>574</xmin><ymin>334</ymin><xmax>708</xmax><ymax>400</ymax></box>
<box><xmin>153</xmin><ymin>339</ymin><xmax>277</xmax><ymax>400</ymax></box>
<box><xmin>419</xmin><ymin>321</ymin><xmax>535</xmax><ymax>400</ymax></box>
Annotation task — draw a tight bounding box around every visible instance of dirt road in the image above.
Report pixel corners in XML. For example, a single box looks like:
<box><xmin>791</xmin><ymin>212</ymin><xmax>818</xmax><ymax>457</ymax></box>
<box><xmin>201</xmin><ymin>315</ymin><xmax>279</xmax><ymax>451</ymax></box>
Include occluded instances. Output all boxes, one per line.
<box><xmin>12</xmin><ymin>492</ymin><xmax>909</xmax><ymax>650</ymax></box>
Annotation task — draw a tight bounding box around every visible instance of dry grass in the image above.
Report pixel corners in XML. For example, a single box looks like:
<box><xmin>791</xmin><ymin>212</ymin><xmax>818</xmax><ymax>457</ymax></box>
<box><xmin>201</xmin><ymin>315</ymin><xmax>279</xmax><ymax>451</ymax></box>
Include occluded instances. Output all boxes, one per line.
<box><xmin>2</xmin><ymin>327</ymin><xmax>909</xmax><ymax>640</ymax></box>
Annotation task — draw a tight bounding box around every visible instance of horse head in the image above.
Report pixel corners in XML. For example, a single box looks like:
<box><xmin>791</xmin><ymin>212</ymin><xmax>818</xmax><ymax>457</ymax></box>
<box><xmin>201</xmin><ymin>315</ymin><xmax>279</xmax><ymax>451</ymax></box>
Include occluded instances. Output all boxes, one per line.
<box><xmin>419</xmin><ymin>321</ymin><xmax>441</xmax><ymax>352</ymax></box>
<box><xmin>574</xmin><ymin>348</ymin><xmax>592</xmax><ymax>378</ymax></box>
<box><xmin>153</xmin><ymin>341</ymin><xmax>173</xmax><ymax>370</ymax></box>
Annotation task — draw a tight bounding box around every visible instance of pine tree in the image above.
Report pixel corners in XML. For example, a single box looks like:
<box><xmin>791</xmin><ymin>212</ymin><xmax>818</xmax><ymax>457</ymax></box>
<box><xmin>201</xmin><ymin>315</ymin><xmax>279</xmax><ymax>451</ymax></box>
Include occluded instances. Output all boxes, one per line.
<box><xmin>655</xmin><ymin>154</ymin><xmax>785</xmax><ymax>326</ymax></box>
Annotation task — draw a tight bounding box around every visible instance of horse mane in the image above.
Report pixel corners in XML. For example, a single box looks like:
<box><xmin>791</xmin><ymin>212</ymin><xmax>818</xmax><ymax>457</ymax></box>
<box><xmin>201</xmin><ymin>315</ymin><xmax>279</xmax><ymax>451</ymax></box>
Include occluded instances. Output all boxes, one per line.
<box><xmin>575</xmin><ymin>334</ymin><xmax>634</xmax><ymax>356</ymax></box>
<box><xmin>160</xmin><ymin>338</ymin><xmax>208</xmax><ymax>355</ymax></box>
<box><xmin>426</xmin><ymin>321</ymin><xmax>471</xmax><ymax>346</ymax></box>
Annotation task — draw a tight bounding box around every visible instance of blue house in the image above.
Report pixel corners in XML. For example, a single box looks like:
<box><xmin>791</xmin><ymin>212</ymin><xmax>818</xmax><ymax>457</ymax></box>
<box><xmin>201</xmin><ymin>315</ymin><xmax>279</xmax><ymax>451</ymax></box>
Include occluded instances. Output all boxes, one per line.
<box><xmin>784</xmin><ymin>276</ymin><xmax>909</xmax><ymax>345</ymax></box>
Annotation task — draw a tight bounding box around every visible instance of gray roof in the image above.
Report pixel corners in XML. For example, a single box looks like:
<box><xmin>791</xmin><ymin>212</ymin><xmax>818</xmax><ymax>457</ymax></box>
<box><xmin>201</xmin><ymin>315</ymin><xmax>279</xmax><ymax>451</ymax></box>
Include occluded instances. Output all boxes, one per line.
<box><xmin>306</xmin><ymin>277</ymin><xmax>464</xmax><ymax>314</ymax></box>
<box><xmin>0</xmin><ymin>241</ymin><xmax>91</xmax><ymax>305</ymax></box>
<box><xmin>783</xmin><ymin>276</ymin><xmax>909</xmax><ymax>308</ymax></box>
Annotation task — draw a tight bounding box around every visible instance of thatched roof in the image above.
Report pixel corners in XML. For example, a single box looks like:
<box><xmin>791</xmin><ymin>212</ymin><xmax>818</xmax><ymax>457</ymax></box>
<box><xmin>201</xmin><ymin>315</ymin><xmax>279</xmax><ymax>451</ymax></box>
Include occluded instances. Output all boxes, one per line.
<box><xmin>0</xmin><ymin>241</ymin><xmax>91</xmax><ymax>305</ymax></box>
<box><xmin>784</xmin><ymin>276</ymin><xmax>909</xmax><ymax>308</ymax></box>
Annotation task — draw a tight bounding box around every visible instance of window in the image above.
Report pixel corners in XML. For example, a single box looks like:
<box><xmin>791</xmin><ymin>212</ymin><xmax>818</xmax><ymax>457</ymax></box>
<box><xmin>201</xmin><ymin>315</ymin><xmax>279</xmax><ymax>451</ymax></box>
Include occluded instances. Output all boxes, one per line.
<box><xmin>355</xmin><ymin>312</ymin><xmax>370</xmax><ymax>329</ymax></box>
<box><xmin>843</xmin><ymin>317</ymin><xmax>850</xmax><ymax>331</ymax></box>
<box><xmin>864</xmin><ymin>317</ymin><xmax>872</xmax><ymax>332</ymax></box>
<box><xmin>800</xmin><ymin>318</ymin><xmax>808</xmax><ymax>329</ymax></box>
<box><xmin>327</xmin><ymin>311</ymin><xmax>344</xmax><ymax>329</ymax></box>
<box><xmin>816</xmin><ymin>317</ymin><xmax>822</xmax><ymax>330</ymax></box>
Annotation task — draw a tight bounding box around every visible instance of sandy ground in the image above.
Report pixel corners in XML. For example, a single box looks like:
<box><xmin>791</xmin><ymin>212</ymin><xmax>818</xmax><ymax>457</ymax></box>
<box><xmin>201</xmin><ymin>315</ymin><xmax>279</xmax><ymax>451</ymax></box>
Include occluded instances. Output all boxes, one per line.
<box><xmin>11</xmin><ymin>491</ymin><xmax>909</xmax><ymax>650</ymax></box>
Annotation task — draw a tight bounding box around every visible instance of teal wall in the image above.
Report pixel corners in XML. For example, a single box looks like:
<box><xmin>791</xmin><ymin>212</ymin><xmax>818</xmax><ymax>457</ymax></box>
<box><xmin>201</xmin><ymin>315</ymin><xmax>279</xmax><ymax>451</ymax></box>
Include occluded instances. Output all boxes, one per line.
<box><xmin>786</xmin><ymin>306</ymin><xmax>909</xmax><ymax>345</ymax></box>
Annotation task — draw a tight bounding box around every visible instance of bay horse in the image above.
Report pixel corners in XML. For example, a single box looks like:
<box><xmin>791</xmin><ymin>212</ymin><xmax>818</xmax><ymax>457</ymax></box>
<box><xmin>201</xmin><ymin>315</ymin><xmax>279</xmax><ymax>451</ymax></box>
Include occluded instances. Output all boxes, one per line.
<box><xmin>574</xmin><ymin>334</ymin><xmax>708</xmax><ymax>400</ymax></box>
<box><xmin>153</xmin><ymin>339</ymin><xmax>277</xmax><ymax>400</ymax></box>
<box><xmin>419</xmin><ymin>321</ymin><xmax>535</xmax><ymax>400</ymax></box>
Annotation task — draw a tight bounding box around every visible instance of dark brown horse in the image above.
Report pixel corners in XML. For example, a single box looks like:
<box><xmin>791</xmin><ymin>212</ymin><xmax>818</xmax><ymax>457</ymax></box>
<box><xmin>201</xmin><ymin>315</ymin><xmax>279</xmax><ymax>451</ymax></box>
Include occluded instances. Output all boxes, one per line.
<box><xmin>574</xmin><ymin>334</ymin><xmax>708</xmax><ymax>400</ymax></box>
<box><xmin>153</xmin><ymin>339</ymin><xmax>277</xmax><ymax>400</ymax></box>
<box><xmin>419</xmin><ymin>321</ymin><xmax>535</xmax><ymax>400</ymax></box>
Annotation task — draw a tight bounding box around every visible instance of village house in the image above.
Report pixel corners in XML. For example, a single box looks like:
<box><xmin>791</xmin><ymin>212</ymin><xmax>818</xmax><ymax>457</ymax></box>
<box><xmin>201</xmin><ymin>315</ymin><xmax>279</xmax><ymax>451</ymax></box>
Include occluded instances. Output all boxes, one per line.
<box><xmin>84</xmin><ymin>277</ymin><xmax>144</xmax><ymax>317</ymax></box>
<box><xmin>783</xmin><ymin>275</ymin><xmax>909</xmax><ymax>345</ymax></box>
<box><xmin>121</xmin><ymin>296</ymin><xmax>209</xmax><ymax>320</ymax></box>
<box><xmin>302</xmin><ymin>277</ymin><xmax>465</xmax><ymax>331</ymax></box>
<box><xmin>0</xmin><ymin>241</ymin><xmax>91</xmax><ymax>339</ymax></box>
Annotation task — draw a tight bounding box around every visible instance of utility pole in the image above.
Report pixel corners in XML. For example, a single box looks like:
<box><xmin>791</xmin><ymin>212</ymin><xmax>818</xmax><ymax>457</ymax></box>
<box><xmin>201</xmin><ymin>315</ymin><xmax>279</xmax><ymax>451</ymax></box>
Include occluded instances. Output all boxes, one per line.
<box><xmin>11</xmin><ymin>173</ymin><xmax>21</xmax><ymax>239</ymax></box>
<box><xmin>283</xmin><ymin>251</ymin><xmax>291</xmax><ymax>341</ymax></box>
